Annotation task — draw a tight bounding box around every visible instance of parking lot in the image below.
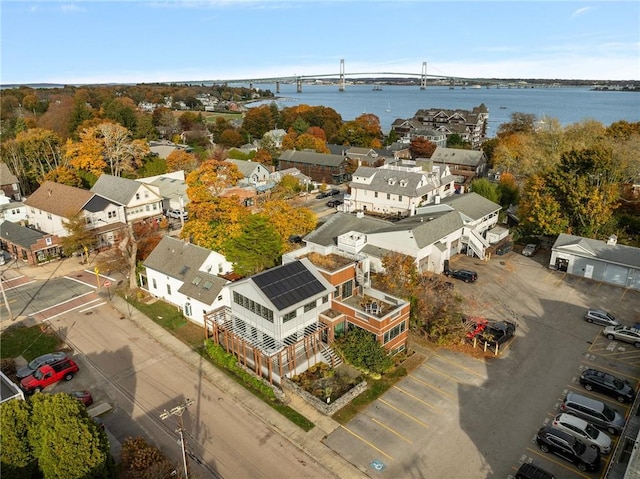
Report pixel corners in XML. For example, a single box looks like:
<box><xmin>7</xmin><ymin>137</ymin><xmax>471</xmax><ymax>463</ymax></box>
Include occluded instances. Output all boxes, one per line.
<box><xmin>324</xmin><ymin>248</ymin><xmax>640</xmax><ymax>478</ymax></box>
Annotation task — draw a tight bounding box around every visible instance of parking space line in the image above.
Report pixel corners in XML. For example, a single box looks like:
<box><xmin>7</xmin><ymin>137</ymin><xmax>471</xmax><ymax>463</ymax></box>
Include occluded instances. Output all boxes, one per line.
<box><xmin>525</xmin><ymin>447</ymin><xmax>592</xmax><ymax>479</ymax></box>
<box><xmin>393</xmin><ymin>385</ymin><xmax>443</xmax><ymax>412</ymax></box>
<box><xmin>378</xmin><ymin>399</ymin><xmax>430</xmax><ymax>429</ymax></box>
<box><xmin>407</xmin><ymin>374</ymin><xmax>456</xmax><ymax>399</ymax></box>
<box><xmin>369</xmin><ymin>417</ymin><xmax>413</xmax><ymax>444</ymax></box>
<box><xmin>431</xmin><ymin>352</ymin><xmax>486</xmax><ymax>379</ymax></box>
<box><xmin>339</xmin><ymin>425</ymin><xmax>393</xmax><ymax>461</ymax></box>
<box><xmin>422</xmin><ymin>363</ymin><xmax>468</xmax><ymax>384</ymax></box>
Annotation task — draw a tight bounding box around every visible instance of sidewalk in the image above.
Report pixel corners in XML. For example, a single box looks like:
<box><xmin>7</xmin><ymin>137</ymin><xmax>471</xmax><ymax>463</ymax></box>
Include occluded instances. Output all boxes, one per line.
<box><xmin>2</xmin><ymin>255</ymin><xmax>368</xmax><ymax>477</ymax></box>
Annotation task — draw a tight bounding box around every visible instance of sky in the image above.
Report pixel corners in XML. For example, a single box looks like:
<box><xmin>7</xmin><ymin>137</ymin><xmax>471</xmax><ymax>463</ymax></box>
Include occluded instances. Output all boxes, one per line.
<box><xmin>1</xmin><ymin>0</ymin><xmax>639</xmax><ymax>85</ymax></box>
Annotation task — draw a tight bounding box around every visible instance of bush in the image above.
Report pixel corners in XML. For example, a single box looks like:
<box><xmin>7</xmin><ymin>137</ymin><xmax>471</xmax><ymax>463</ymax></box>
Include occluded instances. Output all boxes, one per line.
<box><xmin>119</xmin><ymin>436</ymin><xmax>175</xmax><ymax>479</ymax></box>
<box><xmin>333</xmin><ymin>328</ymin><xmax>393</xmax><ymax>374</ymax></box>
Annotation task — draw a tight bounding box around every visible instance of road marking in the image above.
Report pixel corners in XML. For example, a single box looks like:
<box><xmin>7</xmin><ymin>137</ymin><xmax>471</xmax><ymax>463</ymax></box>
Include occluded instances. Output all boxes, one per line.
<box><xmin>393</xmin><ymin>385</ymin><xmax>443</xmax><ymax>412</ymax></box>
<box><xmin>46</xmin><ymin>300</ymin><xmax>105</xmax><ymax>321</ymax></box>
<box><xmin>422</xmin><ymin>363</ymin><xmax>469</xmax><ymax>384</ymax></box>
<box><xmin>407</xmin><ymin>374</ymin><xmax>456</xmax><ymax>399</ymax></box>
<box><xmin>526</xmin><ymin>447</ymin><xmax>592</xmax><ymax>479</ymax></box>
<box><xmin>78</xmin><ymin>300</ymin><xmax>107</xmax><ymax>313</ymax></box>
<box><xmin>339</xmin><ymin>425</ymin><xmax>393</xmax><ymax>461</ymax></box>
<box><xmin>378</xmin><ymin>399</ymin><xmax>430</xmax><ymax>429</ymax></box>
<box><xmin>431</xmin><ymin>352</ymin><xmax>486</xmax><ymax>379</ymax></box>
<box><xmin>370</xmin><ymin>417</ymin><xmax>413</xmax><ymax>444</ymax></box>
<box><xmin>2</xmin><ymin>280</ymin><xmax>37</xmax><ymax>291</ymax></box>
<box><xmin>32</xmin><ymin>291</ymin><xmax>96</xmax><ymax>316</ymax></box>
<box><xmin>65</xmin><ymin>275</ymin><xmax>98</xmax><ymax>288</ymax></box>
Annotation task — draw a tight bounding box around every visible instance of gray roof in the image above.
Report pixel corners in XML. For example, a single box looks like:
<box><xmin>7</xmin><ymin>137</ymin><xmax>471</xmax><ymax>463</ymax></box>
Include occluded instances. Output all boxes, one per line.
<box><xmin>370</xmin><ymin>210</ymin><xmax>464</xmax><ymax>249</ymax></box>
<box><xmin>226</xmin><ymin>159</ymin><xmax>264</xmax><ymax>178</ymax></box>
<box><xmin>0</xmin><ymin>163</ymin><xmax>18</xmax><ymax>185</ymax></box>
<box><xmin>144</xmin><ymin>236</ymin><xmax>227</xmax><ymax>303</ymax></box>
<box><xmin>0</xmin><ymin>220</ymin><xmax>49</xmax><ymax>249</ymax></box>
<box><xmin>440</xmin><ymin>192</ymin><xmax>501</xmax><ymax>221</ymax></box>
<box><xmin>278</xmin><ymin>150</ymin><xmax>346</xmax><ymax>168</ymax></box>
<box><xmin>149</xmin><ymin>176</ymin><xmax>188</xmax><ymax>203</ymax></box>
<box><xmin>552</xmin><ymin>233</ymin><xmax>640</xmax><ymax>269</ymax></box>
<box><xmin>91</xmin><ymin>175</ymin><xmax>148</xmax><ymax>205</ymax></box>
<box><xmin>349</xmin><ymin>166</ymin><xmax>440</xmax><ymax>196</ymax></box>
<box><xmin>431</xmin><ymin>147</ymin><xmax>486</xmax><ymax>167</ymax></box>
<box><xmin>304</xmin><ymin>212</ymin><xmax>394</xmax><ymax>247</ymax></box>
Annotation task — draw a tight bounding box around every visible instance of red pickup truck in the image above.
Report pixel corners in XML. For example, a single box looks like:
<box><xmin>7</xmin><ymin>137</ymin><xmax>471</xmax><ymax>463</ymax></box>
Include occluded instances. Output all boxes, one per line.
<box><xmin>20</xmin><ymin>357</ymin><xmax>79</xmax><ymax>394</ymax></box>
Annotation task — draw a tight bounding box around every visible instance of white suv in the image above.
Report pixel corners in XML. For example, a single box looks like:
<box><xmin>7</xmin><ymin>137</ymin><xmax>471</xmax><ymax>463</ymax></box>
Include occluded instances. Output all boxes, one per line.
<box><xmin>553</xmin><ymin>413</ymin><xmax>611</xmax><ymax>454</ymax></box>
<box><xmin>166</xmin><ymin>208</ymin><xmax>188</xmax><ymax>220</ymax></box>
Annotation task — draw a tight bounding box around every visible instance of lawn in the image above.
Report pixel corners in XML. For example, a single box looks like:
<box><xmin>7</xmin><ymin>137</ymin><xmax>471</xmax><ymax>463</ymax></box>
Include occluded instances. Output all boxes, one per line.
<box><xmin>0</xmin><ymin>324</ymin><xmax>63</xmax><ymax>361</ymax></box>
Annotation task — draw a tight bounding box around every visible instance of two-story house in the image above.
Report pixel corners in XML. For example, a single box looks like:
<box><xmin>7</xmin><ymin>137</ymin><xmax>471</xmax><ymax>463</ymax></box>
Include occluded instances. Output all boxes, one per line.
<box><xmin>143</xmin><ymin>236</ymin><xmax>234</xmax><ymax>325</ymax></box>
<box><xmin>226</xmin><ymin>159</ymin><xmax>271</xmax><ymax>186</ymax></box>
<box><xmin>277</xmin><ymin>150</ymin><xmax>351</xmax><ymax>185</ymax></box>
<box><xmin>91</xmin><ymin>175</ymin><xmax>163</xmax><ymax>224</ymax></box>
<box><xmin>0</xmin><ymin>163</ymin><xmax>21</xmax><ymax>200</ymax></box>
<box><xmin>430</xmin><ymin>147</ymin><xmax>488</xmax><ymax>188</ymax></box>
<box><xmin>23</xmin><ymin>181</ymin><xmax>127</xmax><ymax>247</ymax></box>
<box><xmin>136</xmin><ymin>171</ymin><xmax>189</xmax><ymax>214</ymax></box>
<box><xmin>348</xmin><ymin>161</ymin><xmax>457</xmax><ymax>217</ymax></box>
<box><xmin>204</xmin><ymin>258</ymin><xmax>337</xmax><ymax>384</ymax></box>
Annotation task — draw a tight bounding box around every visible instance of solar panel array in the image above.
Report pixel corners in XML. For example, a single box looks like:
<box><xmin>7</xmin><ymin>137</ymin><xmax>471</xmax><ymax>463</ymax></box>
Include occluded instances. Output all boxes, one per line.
<box><xmin>253</xmin><ymin>261</ymin><xmax>326</xmax><ymax>311</ymax></box>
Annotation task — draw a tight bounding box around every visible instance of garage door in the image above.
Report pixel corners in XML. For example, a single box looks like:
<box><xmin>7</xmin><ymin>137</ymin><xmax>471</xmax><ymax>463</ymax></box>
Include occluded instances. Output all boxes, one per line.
<box><xmin>602</xmin><ymin>263</ymin><xmax>628</xmax><ymax>286</ymax></box>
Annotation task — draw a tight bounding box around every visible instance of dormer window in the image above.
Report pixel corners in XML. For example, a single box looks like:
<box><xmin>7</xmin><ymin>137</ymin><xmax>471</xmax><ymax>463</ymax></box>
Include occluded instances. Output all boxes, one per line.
<box><xmin>399</xmin><ymin>179</ymin><xmax>408</xmax><ymax>187</ymax></box>
<box><xmin>388</xmin><ymin>177</ymin><xmax>396</xmax><ymax>186</ymax></box>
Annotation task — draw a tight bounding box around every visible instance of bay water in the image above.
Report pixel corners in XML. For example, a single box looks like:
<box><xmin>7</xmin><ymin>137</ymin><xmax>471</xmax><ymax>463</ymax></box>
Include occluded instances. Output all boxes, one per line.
<box><xmin>245</xmin><ymin>83</ymin><xmax>640</xmax><ymax>136</ymax></box>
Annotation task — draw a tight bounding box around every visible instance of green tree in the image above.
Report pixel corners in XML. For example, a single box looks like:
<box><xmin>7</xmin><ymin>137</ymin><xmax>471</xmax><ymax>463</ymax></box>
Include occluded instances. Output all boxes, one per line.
<box><xmin>496</xmin><ymin>172</ymin><xmax>519</xmax><ymax>207</ymax></box>
<box><xmin>497</xmin><ymin>112</ymin><xmax>536</xmax><ymax>136</ymax></box>
<box><xmin>333</xmin><ymin>327</ymin><xmax>393</xmax><ymax>374</ymax></box>
<box><xmin>224</xmin><ymin>214</ymin><xmax>282</xmax><ymax>275</ymax></box>
<box><xmin>518</xmin><ymin>175</ymin><xmax>569</xmax><ymax>235</ymax></box>
<box><xmin>0</xmin><ymin>398</ymin><xmax>36</xmax><ymax>479</ymax></box>
<box><xmin>470</xmin><ymin>178</ymin><xmax>500</xmax><ymax>204</ymax></box>
<box><xmin>28</xmin><ymin>393</ymin><xmax>114</xmax><ymax>479</ymax></box>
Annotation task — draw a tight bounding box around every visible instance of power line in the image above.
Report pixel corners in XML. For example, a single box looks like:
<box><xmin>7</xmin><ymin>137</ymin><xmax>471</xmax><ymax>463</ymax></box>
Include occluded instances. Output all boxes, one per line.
<box><xmin>160</xmin><ymin>399</ymin><xmax>194</xmax><ymax>479</ymax></box>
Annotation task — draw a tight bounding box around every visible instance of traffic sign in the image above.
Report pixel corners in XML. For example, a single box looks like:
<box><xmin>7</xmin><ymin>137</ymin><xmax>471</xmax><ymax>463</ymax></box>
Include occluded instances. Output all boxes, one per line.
<box><xmin>103</xmin><ymin>280</ymin><xmax>111</xmax><ymax>288</ymax></box>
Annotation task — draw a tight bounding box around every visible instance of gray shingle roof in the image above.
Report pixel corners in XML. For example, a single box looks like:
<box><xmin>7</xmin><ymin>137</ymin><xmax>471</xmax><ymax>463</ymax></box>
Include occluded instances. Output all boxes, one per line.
<box><xmin>0</xmin><ymin>220</ymin><xmax>48</xmax><ymax>248</ymax></box>
<box><xmin>431</xmin><ymin>147</ymin><xmax>486</xmax><ymax>167</ymax></box>
<box><xmin>226</xmin><ymin>159</ymin><xmax>263</xmax><ymax>178</ymax></box>
<box><xmin>350</xmin><ymin>166</ymin><xmax>440</xmax><ymax>196</ymax></box>
<box><xmin>278</xmin><ymin>150</ymin><xmax>346</xmax><ymax>168</ymax></box>
<box><xmin>553</xmin><ymin>233</ymin><xmax>640</xmax><ymax>268</ymax></box>
<box><xmin>440</xmin><ymin>192</ymin><xmax>501</xmax><ymax>221</ymax></box>
<box><xmin>304</xmin><ymin>212</ymin><xmax>393</xmax><ymax>247</ymax></box>
<box><xmin>370</xmin><ymin>210</ymin><xmax>464</xmax><ymax>248</ymax></box>
<box><xmin>91</xmin><ymin>175</ymin><xmax>146</xmax><ymax>205</ymax></box>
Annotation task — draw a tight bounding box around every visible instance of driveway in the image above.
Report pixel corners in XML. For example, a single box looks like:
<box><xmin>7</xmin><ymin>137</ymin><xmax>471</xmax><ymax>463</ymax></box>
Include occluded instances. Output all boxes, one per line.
<box><xmin>324</xmin><ymin>249</ymin><xmax>640</xmax><ymax>478</ymax></box>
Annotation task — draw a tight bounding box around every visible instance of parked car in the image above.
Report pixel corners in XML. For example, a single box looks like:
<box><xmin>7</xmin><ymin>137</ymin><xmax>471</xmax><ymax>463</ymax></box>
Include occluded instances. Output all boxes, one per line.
<box><xmin>20</xmin><ymin>357</ymin><xmax>79</xmax><ymax>394</ymax></box>
<box><xmin>602</xmin><ymin>325</ymin><xmax>640</xmax><ymax>348</ymax></box>
<box><xmin>166</xmin><ymin>208</ymin><xmax>188</xmax><ymax>220</ymax></box>
<box><xmin>522</xmin><ymin>243</ymin><xmax>539</xmax><ymax>256</ymax></box>
<box><xmin>16</xmin><ymin>352</ymin><xmax>68</xmax><ymax>379</ymax></box>
<box><xmin>327</xmin><ymin>189</ymin><xmax>340</xmax><ymax>196</ymax></box>
<box><xmin>288</xmin><ymin>235</ymin><xmax>302</xmax><ymax>244</ymax></box>
<box><xmin>445</xmin><ymin>269</ymin><xmax>478</xmax><ymax>283</ymax></box>
<box><xmin>560</xmin><ymin>392</ymin><xmax>625</xmax><ymax>435</ymax></box>
<box><xmin>584</xmin><ymin>309</ymin><xmax>620</xmax><ymax>327</ymax></box>
<box><xmin>316</xmin><ymin>191</ymin><xmax>329</xmax><ymax>199</ymax></box>
<box><xmin>552</xmin><ymin>413</ymin><xmax>612</xmax><ymax>454</ymax></box>
<box><xmin>515</xmin><ymin>463</ymin><xmax>556</xmax><ymax>479</ymax></box>
<box><xmin>70</xmin><ymin>390</ymin><xmax>94</xmax><ymax>407</ymax></box>
<box><xmin>535</xmin><ymin>425</ymin><xmax>600</xmax><ymax>472</ymax></box>
<box><xmin>326</xmin><ymin>199</ymin><xmax>343</xmax><ymax>207</ymax></box>
<box><xmin>480</xmin><ymin>320</ymin><xmax>517</xmax><ymax>347</ymax></box>
<box><xmin>579</xmin><ymin>368</ymin><xmax>635</xmax><ymax>403</ymax></box>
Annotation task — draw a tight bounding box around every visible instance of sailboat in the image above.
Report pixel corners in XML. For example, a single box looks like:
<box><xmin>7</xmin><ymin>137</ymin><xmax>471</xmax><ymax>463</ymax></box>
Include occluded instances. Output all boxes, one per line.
<box><xmin>385</xmin><ymin>101</ymin><xmax>391</xmax><ymax>113</ymax></box>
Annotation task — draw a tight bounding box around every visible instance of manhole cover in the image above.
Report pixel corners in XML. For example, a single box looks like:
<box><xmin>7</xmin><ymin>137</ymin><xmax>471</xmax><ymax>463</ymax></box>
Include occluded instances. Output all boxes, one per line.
<box><xmin>85</xmin><ymin>311</ymin><xmax>93</xmax><ymax>316</ymax></box>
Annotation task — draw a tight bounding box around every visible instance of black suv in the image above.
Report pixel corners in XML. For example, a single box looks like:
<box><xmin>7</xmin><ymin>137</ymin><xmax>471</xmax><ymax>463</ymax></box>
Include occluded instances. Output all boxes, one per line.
<box><xmin>480</xmin><ymin>320</ymin><xmax>516</xmax><ymax>346</ymax></box>
<box><xmin>515</xmin><ymin>463</ymin><xmax>555</xmax><ymax>479</ymax></box>
<box><xmin>535</xmin><ymin>426</ymin><xmax>600</xmax><ymax>472</ymax></box>
<box><xmin>579</xmin><ymin>368</ymin><xmax>635</xmax><ymax>403</ymax></box>
<box><xmin>445</xmin><ymin>269</ymin><xmax>478</xmax><ymax>282</ymax></box>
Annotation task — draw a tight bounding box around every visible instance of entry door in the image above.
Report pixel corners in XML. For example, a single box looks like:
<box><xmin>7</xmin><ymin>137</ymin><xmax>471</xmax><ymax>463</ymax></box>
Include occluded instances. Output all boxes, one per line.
<box><xmin>584</xmin><ymin>264</ymin><xmax>594</xmax><ymax>279</ymax></box>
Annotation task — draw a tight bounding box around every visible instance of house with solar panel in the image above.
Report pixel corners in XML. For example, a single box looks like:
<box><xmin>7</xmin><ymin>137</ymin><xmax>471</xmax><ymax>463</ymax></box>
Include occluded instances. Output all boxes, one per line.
<box><xmin>143</xmin><ymin>236</ymin><xmax>234</xmax><ymax>326</ymax></box>
<box><xmin>205</xmin><ymin>258</ymin><xmax>348</xmax><ymax>383</ymax></box>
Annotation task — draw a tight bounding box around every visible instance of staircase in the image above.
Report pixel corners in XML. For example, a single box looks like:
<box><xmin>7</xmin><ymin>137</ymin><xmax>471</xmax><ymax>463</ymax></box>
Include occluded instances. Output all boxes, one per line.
<box><xmin>320</xmin><ymin>343</ymin><xmax>342</xmax><ymax>368</ymax></box>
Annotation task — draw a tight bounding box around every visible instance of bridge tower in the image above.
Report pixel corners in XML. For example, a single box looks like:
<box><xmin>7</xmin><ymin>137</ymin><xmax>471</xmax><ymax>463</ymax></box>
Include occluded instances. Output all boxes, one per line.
<box><xmin>276</xmin><ymin>81</ymin><xmax>280</xmax><ymax>94</ymax></box>
<box><xmin>338</xmin><ymin>59</ymin><xmax>345</xmax><ymax>92</ymax></box>
<box><xmin>296</xmin><ymin>77</ymin><xmax>302</xmax><ymax>93</ymax></box>
<box><xmin>420</xmin><ymin>62</ymin><xmax>427</xmax><ymax>90</ymax></box>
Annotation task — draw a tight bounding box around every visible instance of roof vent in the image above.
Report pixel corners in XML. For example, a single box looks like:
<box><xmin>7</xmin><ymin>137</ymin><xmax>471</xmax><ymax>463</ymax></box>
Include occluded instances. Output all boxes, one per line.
<box><xmin>607</xmin><ymin>234</ymin><xmax>617</xmax><ymax>245</ymax></box>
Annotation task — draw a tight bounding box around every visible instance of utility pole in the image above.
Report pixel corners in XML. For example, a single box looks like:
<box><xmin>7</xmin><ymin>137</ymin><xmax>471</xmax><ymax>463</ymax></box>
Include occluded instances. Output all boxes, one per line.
<box><xmin>160</xmin><ymin>399</ymin><xmax>194</xmax><ymax>479</ymax></box>
<box><xmin>0</xmin><ymin>274</ymin><xmax>14</xmax><ymax>321</ymax></box>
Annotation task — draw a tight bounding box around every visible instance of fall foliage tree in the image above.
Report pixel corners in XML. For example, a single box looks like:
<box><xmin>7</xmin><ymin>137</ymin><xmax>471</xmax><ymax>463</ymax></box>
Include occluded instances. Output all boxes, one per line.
<box><xmin>119</xmin><ymin>437</ymin><xmax>176</xmax><ymax>479</ymax></box>
<box><xmin>259</xmin><ymin>199</ymin><xmax>317</xmax><ymax>251</ymax></box>
<box><xmin>409</xmin><ymin>137</ymin><xmax>437</xmax><ymax>159</ymax></box>
<box><xmin>242</xmin><ymin>104</ymin><xmax>276</xmax><ymax>139</ymax></box>
<box><xmin>518</xmin><ymin>175</ymin><xmax>569</xmax><ymax>236</ymax></box>
<box><xmin>166</xmin><ymin>149</ymin><xmax>198</xmax><ymax>173</ymax></box>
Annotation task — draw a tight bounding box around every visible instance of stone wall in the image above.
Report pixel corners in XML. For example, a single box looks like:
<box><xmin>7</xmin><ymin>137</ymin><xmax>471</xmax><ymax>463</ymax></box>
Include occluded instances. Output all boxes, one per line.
<box><xmin>282</xmin><ymin>377</ymin><xmax>368</xmax><ymax>416</ymax></box>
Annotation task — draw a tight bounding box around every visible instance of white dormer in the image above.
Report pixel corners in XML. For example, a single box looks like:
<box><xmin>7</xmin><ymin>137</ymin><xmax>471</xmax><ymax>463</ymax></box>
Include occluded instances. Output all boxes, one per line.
<box><xmin>388</xmin><ymin>177</ymin><xmax>397</xmax><ymax>186</ymax></box>
<box><xmin>399</xmin><ymin>179</ymin><xmax>408</xmax><ymax>187</ymax></box>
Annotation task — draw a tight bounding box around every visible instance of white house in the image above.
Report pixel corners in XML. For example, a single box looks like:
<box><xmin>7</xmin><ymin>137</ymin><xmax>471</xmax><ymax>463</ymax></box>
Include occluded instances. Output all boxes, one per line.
<box><xmin>348</xmin><ymin>161</ymin><xmax>457</xmax><ymax>217</ymax></box>
<box><xmin>91</xmin><ymin>174</ymin><xmax>163</xmax><ymax>224</ymax></box>
<box><xmin>0</xmin><ymin>192</ymin><xmax>27</xmax><ymax>223</ymax></box>
<box><xmin>143</xmin><ymin>236</ymin><xmax>234</xmax><ymax>325</ymax></box>
<box><xmin>23</xmin><ymin>181</ymin><xmax>126</xmax><ymax>246</ymax></box>
<box><xmin>226</xmin><ymin>159</ymin><xmax>271</xmax><ymax>186</ymax></box>
<box><xmin>137</xmin><ymin>171</ymin><xmax>189</xmax><ymax>213</ymax></box>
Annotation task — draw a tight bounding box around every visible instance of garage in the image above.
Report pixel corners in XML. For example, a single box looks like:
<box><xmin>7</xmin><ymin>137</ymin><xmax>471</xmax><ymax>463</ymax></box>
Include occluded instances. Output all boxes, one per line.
<box><xmin>550</xmin><ymin>233</ymin><xmax>640</xmax><ymax>291</ymax></box>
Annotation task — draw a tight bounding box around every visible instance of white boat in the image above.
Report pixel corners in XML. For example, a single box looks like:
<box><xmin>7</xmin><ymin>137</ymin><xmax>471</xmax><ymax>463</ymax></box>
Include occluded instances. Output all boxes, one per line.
<box><xmin>385</xmin><ymin>101</ymin><xmax>391</xmax><ymax>112</ymax></box>
<box><xmin>470</xmin><ymin>84</ymin><xmax>482</xmax><ymax>89</ymax></box>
